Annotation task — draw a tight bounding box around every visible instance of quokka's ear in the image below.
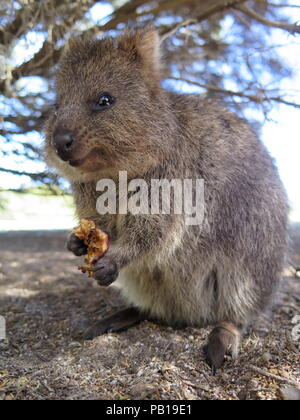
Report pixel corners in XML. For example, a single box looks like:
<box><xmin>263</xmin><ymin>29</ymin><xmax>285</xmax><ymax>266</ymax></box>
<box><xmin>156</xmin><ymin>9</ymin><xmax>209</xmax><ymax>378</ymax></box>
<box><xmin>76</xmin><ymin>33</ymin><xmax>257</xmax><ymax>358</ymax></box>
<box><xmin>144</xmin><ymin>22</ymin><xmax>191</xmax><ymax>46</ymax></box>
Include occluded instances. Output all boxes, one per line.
<box><xmin>118</xmin><ymin>27</ymin><xmax>161</xmax><ymax>78</ymax></box>
<box><xmin>64</xmin><ymin>36</ymin><xmax>84</xmax><ymax>53</ymax></box>
<box><xmin>62</xmin><ymin>35</ymin><xmax>91</xmax><ymax>60</ymax></box>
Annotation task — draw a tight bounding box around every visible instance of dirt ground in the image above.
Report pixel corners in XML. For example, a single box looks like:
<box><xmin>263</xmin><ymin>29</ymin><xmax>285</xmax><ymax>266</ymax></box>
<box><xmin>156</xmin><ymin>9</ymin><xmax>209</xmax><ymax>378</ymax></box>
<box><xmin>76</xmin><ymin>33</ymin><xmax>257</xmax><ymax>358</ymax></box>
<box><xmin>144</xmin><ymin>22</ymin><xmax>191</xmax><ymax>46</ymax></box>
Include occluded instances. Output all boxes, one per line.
<box><xmin>0</xmin><ymin>227</ymin><xmax>299</xmax><ymax>400</ymax></box>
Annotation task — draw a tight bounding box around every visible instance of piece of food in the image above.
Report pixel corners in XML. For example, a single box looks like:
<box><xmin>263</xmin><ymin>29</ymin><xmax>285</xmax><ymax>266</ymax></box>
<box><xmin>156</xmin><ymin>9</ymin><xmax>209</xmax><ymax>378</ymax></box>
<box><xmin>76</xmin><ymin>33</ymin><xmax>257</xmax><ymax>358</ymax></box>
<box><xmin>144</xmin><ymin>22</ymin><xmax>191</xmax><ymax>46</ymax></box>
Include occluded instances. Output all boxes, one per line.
<box><xmin>73</xmin><ymin>219</ymin><xmax>109</xmax><ymax>277</ymax></box>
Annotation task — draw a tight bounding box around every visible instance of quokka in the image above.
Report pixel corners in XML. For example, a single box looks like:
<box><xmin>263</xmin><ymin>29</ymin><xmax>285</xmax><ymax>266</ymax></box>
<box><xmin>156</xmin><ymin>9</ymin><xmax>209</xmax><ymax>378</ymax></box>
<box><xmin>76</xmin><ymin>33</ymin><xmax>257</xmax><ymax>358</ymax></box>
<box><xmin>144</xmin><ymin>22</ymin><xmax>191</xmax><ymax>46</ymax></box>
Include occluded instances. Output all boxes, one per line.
<box><xmin>44</xmin><ymin>27</ymin><xmax>288</xmax><ymax>372</ymax></box>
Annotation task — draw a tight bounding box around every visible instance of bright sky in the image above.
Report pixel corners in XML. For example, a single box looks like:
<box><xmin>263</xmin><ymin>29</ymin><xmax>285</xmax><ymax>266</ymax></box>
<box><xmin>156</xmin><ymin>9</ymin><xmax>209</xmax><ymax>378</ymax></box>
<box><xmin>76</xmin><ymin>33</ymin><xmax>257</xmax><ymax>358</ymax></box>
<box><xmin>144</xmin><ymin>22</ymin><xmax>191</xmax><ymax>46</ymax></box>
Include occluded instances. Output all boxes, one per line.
<box><xmin>1</xmin><ymin>2</ymin><xmax>300</xmax><ymax>220</ymax></box>
<box><xmin>260</xmin><ymin>19</ymin><xmax>300</xmax><ymax>222</ymax></box>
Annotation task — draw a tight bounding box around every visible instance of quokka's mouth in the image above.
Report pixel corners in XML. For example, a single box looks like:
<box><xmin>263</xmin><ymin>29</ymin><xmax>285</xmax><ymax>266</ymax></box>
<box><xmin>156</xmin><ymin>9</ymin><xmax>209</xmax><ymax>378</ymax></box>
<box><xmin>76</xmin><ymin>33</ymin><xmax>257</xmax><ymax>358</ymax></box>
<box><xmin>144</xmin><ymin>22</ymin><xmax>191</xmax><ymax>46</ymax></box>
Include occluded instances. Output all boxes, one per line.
<box><xmin>68</xmin><ymin>159</ymin><xmax>85</xmax><ymax>167</ymax></box>
<box><xmin>64</xmin><ymin>147</ymin><xmax>111</xmax><ymax>171</ymax></box>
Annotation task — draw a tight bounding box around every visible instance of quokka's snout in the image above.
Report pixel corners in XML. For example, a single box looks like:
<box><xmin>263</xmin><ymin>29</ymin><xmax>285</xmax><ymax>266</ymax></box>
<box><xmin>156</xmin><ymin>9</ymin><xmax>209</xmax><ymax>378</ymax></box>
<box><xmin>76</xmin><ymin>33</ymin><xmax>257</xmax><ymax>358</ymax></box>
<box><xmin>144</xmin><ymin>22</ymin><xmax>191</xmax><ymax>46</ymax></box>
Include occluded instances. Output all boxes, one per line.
<box><xmin>52</xmin><ymin>125</ymin><xmax>76</xmax><ymax>161</ymax></box>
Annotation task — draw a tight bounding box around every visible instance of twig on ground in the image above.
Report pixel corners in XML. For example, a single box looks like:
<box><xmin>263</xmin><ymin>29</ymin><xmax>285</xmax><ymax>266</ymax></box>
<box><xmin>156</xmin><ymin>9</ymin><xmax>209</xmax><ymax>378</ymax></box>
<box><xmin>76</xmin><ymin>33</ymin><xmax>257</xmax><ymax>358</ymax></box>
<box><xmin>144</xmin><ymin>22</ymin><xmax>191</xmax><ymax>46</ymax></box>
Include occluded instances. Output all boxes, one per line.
<box><xmin>249</xmin><ymin>365</ymin><xmax>299</xmax><ymax>388</ymax></box>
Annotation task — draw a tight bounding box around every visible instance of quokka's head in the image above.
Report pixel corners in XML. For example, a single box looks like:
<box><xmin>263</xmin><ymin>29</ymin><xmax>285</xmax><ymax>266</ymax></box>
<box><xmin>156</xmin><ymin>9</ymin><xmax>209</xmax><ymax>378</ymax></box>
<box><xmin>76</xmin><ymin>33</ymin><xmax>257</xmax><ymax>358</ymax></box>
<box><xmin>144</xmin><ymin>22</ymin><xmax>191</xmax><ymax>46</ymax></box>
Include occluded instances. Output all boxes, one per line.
<box><xmin>44</xmin><ymin>27</ymin><xmax>174</xmax><ymax>182</ymax></box>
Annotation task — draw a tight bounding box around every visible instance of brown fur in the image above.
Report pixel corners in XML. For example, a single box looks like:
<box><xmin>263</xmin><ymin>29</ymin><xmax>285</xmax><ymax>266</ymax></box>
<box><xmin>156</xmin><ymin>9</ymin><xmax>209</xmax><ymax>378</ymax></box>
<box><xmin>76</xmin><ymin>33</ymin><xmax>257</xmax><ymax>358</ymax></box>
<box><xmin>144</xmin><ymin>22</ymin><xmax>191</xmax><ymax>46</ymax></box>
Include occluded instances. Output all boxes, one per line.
<box><xmin>44</xmin><ymin>28</ymin><xmax>289</xmax><ymax>370</ymax></box>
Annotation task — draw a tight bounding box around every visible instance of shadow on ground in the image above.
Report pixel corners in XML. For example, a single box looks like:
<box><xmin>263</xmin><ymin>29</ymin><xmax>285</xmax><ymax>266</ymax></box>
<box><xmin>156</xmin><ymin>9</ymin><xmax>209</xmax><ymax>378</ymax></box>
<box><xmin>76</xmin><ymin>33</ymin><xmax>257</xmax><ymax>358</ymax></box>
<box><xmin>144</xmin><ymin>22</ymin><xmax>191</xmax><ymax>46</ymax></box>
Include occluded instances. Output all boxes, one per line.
<box><xmin>0</xmin><ymin>229</ymin><xmax>299</xmax><ymax>400</ymax></box>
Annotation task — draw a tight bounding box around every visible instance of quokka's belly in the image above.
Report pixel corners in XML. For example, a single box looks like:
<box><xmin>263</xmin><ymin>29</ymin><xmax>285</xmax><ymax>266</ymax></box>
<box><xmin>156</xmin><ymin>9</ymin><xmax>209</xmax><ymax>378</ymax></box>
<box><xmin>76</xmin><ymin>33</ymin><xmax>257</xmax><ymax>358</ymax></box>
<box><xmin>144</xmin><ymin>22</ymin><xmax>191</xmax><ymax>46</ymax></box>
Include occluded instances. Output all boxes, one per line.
<box><xmin>114</xmin><ymin>252</ymin><xmax>259</xmax><ymax>327</ymax></box>
<box><xmin>114</xmin><ymin>258</ymin><xmax>221</xmax><ymax>327</ymax></box>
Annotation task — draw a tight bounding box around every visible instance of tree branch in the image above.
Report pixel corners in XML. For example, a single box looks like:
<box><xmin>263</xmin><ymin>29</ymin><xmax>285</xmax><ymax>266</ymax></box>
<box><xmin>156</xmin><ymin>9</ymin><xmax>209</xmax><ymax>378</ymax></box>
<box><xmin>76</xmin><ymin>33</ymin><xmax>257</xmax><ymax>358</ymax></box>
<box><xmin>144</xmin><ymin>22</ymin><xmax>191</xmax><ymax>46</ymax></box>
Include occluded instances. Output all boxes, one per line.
<box><xmin>167</xmin><ymin>76</ymin><xmax>300</xmax><ymax>108</ymax></box>
<box><xmin>0</xmin><ymin>167</ymin><xmax>49</xmax><ymax>181</ymax></box>
<box><xmin>236</xmin><ymin>4</ymin><xmax>300</xmax><ymax>34</ymax></box>
<box><xmin>256</xmin><ymin>1</ymin><xmax>300</xmax><ymax>9</ymax></box>
<box><xmin>160</xmin><ymin>19</ymin><xmax>198</xmax><ymax>43</ymax></box>
<box><xmin>0</xmin><ymin>0</ymin><xmax>66</xmax><ymax>44</ymax></box>
<box><xmin>0</xmin><ymin>1</ymin><xmax>99</xmax><ymax>94</ymax></box>
<box><xmin>0</xmin><ymin>0</ymin><xmax>250</xmax><ymax>94</ymax></box>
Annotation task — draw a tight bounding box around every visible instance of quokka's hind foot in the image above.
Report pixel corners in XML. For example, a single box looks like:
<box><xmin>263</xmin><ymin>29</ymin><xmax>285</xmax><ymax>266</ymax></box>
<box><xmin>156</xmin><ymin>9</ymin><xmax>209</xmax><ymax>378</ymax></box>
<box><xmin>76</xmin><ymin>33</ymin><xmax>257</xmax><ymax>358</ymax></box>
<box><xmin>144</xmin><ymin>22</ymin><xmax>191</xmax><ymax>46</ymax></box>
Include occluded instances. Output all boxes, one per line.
<box><xmin>205</xmin><ymin>322</ymin><xmax>241</xmax><ymax>375</ymax></box>
<box><xmin>82</xmin><ymin>307</ymin><xmax>146</xmax><ymax>340</ymax></box>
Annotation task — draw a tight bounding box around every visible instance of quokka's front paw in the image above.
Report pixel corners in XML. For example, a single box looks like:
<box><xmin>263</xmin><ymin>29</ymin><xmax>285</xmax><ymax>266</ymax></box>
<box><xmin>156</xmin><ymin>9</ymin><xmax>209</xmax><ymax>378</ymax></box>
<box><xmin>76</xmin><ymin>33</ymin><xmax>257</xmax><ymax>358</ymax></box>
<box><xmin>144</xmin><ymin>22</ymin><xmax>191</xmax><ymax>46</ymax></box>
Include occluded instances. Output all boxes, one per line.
<box><xmin>92</xmin><ymin>256</ymin><xmax>119</xmax><ymax>286</ymax></box>
<box><xmin>67</xmin><ymin>232</ymin><xmax>88</xmax><ymax>256</ymax></box>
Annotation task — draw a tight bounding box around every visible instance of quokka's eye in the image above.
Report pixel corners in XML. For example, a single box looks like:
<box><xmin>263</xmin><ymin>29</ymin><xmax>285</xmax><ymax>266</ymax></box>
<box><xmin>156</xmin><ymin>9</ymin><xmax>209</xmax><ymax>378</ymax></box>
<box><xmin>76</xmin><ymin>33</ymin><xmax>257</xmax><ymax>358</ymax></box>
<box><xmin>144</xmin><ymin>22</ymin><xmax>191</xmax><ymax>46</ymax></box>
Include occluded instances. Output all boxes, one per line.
<box><xmin>92</xmin><ymin>92</ymin><xmax>115</xmax><ymax>111</ymax></box>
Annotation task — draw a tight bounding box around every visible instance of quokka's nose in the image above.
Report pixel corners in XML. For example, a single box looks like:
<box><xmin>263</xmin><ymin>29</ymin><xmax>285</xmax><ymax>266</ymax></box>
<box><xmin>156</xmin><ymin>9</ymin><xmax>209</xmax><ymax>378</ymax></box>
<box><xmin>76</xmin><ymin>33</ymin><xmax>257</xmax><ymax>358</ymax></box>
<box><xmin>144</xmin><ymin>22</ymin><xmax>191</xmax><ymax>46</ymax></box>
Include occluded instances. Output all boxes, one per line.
<box><xmin>52</xmin><ymin>127</ymin><xmax>75</xmax><ymax>161</ymax></box>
